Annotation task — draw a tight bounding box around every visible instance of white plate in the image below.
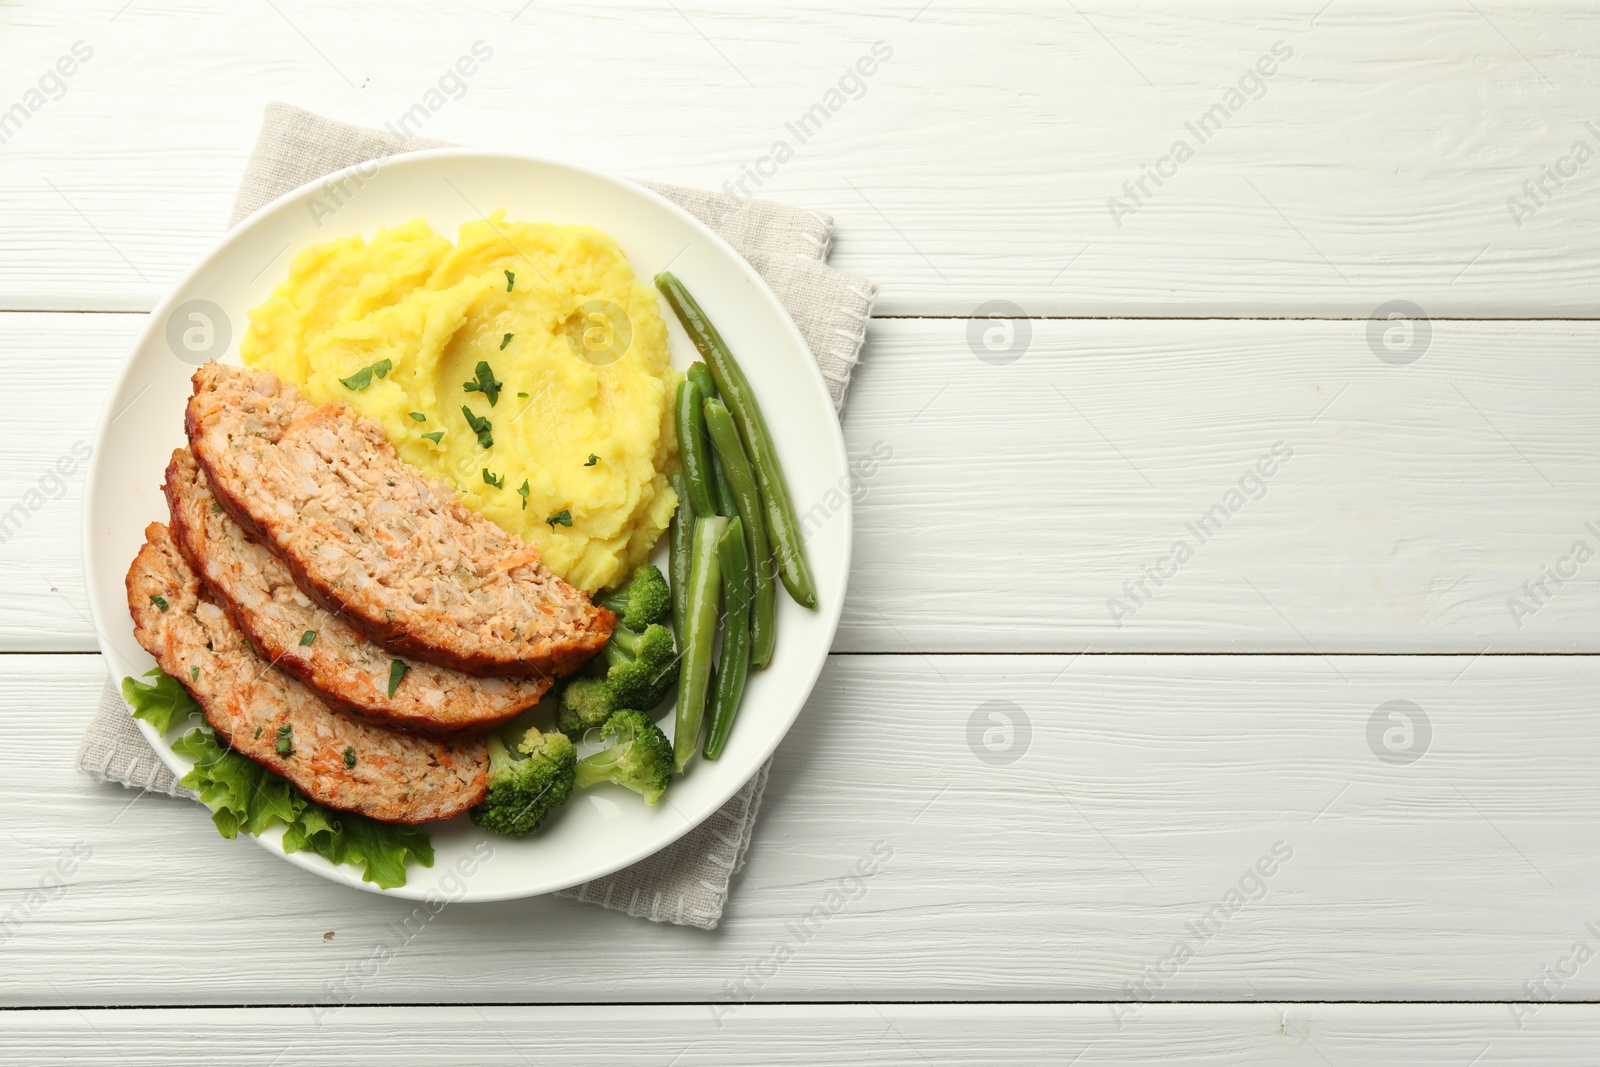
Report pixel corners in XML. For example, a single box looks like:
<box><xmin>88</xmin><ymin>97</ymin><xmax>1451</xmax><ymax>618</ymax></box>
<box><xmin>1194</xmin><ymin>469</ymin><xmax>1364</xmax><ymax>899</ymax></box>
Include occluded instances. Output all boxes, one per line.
<box><xmin>82</xmin><ymin>150</ymin><xmax>850</xmax><ymax>902</ymax></box>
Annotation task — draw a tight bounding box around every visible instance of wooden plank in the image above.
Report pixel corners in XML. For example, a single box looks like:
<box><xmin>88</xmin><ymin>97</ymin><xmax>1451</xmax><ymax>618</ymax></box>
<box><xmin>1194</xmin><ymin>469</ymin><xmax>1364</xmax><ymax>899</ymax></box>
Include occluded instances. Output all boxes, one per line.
<box><xmin>0</xmin><ymin>313</ymin><xmax>134</xmax><ymax>652</ymax></box>
<box><xmin>12</xmin><ymin>651</ymin><xmax>1600</xmax><ymax>1004</ymax></box>
<box><xmin>9</xmin><ymin>312</ymin><xmax>1600</xmax><ymax>653</ymax></box>
<box><xmin>838</xmin><ymin>315</ymin><xmax>1600</xmax><ymax>653</ymax></box>
<box><xmin>4</xmin><ymin>1003</ymin><xmax>1600</xmax><ymax>1065</ymax></box>
<box><xmin>1</xmin><ymin>3</ymin><xmax>1598</xmax><ymax>315</ymax></box>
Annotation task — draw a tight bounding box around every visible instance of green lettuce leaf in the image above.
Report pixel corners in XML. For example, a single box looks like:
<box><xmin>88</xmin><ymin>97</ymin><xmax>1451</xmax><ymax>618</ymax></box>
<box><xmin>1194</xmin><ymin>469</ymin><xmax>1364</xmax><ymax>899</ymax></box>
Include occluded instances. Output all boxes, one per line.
<box><xmin>121</xmin><ymin>668</ymin><xmax>201</xmax><ymax>735</ymax></box>
<box><xmin>171</xmin><ymin>728</ymin><xmax>298</xmax><ymax>838</ymax></box>
<box><xmin>284</xmin><ymin>804</ymin><xmax>434</xmax><ymax>892</ymax></box>
<box><xmin>133</xmin><ymin>671</ymin><xmax>434</xmax><ymax>890</ymax></box>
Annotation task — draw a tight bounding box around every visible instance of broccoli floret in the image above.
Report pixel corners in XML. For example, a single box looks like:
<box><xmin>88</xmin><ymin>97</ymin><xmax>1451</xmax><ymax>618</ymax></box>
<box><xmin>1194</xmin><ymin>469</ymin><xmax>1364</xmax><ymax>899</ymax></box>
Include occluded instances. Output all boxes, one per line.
<box><xmin>468</xmin><ymin>724</ymin><xmax>575</xmax><ymax>837</ymax></box>
<box><xmin>575</xmin><ymin>710</ymin><xmax>673</xmax><ymax>805</ymax></box>
<box><xmin>606</xmin><ymin>623</ymin><xmax>679</xmax><ymax>710</ymax></box>
<box><xmin>597</xmin><ymin>564</ymin><xmax>671</xmax><ymax>631</ymax></box>
<box><xmin>557</xmin><ymin>623</ymin><xmax>679</xmax><ymax>738</ymax></box>
<box><xmin>557</xmin><ymin>675</ymin><xmax>616</xmax><ymax>738</ymax></box>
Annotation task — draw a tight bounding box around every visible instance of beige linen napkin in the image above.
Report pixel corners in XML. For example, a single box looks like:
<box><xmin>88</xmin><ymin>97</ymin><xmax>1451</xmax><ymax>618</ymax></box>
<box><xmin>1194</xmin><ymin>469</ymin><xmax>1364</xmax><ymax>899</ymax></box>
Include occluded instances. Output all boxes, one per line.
<box><xmin>76</xmin><ymin>103</ymin><xmax>876</xmax><ymax>929</ymax></box>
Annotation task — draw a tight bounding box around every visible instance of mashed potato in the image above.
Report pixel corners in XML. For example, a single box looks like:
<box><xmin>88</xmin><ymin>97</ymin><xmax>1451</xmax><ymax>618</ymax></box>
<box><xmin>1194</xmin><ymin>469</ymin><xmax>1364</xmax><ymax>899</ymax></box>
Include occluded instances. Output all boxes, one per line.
<box><xmin>240</xmin><ymin>212</ymin><xmax>679</xmax><ymax>592</ymax></box>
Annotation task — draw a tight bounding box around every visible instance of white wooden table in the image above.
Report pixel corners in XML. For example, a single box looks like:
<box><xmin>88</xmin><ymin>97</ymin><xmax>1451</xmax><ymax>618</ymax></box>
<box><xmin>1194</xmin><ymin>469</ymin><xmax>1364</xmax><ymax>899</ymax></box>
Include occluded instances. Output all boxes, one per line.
<box><xmin>4</xmin><ymin>1</ymin><xmax>1599</xmax><ymax>1061</ymax></box>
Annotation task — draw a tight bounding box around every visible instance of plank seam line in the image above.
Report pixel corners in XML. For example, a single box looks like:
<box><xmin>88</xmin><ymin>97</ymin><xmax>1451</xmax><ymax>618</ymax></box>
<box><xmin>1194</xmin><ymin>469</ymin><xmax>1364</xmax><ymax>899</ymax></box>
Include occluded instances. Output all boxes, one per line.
<box><xmin>4</xmin><ymin>998</ymin><xmax>1600</xmax><ymax>1012</ymax></box>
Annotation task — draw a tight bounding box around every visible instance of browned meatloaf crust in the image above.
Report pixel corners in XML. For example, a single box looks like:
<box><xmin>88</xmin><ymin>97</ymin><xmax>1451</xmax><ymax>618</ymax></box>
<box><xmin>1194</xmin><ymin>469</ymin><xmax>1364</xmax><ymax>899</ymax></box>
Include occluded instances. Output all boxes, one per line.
<box><xmin>163</xmin><ymin>447</ymin><xmax>548</xmax><ymax>735</ymax></box>
<box><xmin>185</xmin><ymin>364</ymin><xmax>614</xmax><ymax>677</ymax></box>
<box><xmin>126</xmin><ymin>522</ymin><xmax>488</xmax><ymax>823</ymax></box>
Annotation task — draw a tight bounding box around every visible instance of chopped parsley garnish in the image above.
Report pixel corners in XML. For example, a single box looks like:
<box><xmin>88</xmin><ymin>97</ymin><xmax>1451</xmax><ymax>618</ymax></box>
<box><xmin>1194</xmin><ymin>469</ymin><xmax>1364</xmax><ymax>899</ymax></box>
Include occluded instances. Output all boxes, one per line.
<box><xmin>517</xmin><ymin>480</ymin><xmax>530</xmax><ymax>509</ymax></box>
<box><xmin>254</xmin><ymin>726</ymin><xmax>262</xmax><ymax>739</ymax></box>
<box><xmin>545</xmin><ymin>509</ymin><xmax>572</xmax><ymax>529</ymax></box>
<box><xmin>408</xmin><ymin>411</ymin><xmax>427</xmax><ymax>422</ymax></box>
<box><xmin>387</xmin><ymin>659</ymin><xmax>410</xmax><ymax>697</ymax></box>
<box><xmin>275</xmin><ymin>724</ymin><xmax>295</xmax><ymax>758</ymax></box>
<box><xmin>584</xmin><ymin>454</ymin><xmax>599</xmax><ymax>467</ymax></box>
<box><xmin>504</xmin><ymin>269</ymin><xmax>514</xmax><ymax>291</ymax></box>
<box><xmin>482</xmin><ymin>468</ymin><xmax>505</xmax><ymax>490</ymax></box>
<box><xmin>150</xmin><ymin>594</ymin><xmax>169</xmax><ymax>612</ymax></box>
<box><xmin>461</xmin><ymin>406</ymin><xmax>493</xmax><ymax>448</ymax></box>
<box><xmin>338</xmin><ymin>358</ymin><xmax>392</xmax><ymax>391</ymax></box>
<box><xmin>421</xmin><ymin>431</ymin><xmax>444</xmax><ymax>444</ymax></box>
<box><xmin>500</xmin><ymin>333</ymin><xmax>513</xmax><ymax>350</ymax></box>
<box><xmin>210</xmin><ymin>503</ymin><xmax>222</xmax><ymax>514</ymax></box>
<box><xmin>343</xmin><ymin>746</ymin><xmax>357</xmax><ymax>769</ymax></box>
<box><xmin>191</xmin><ymin>666</ymin><xmax>200</xmax><ymax>682</ymax></box>
<box><xmin>299</xmin><ymin>630</ymin><xmax>317</xmax><ymax>647</ymax></box>
<box><xmin>517</xmin><ymin>391</ymin><xmax>529</xmax><ymax>398</ymax></box>
<box><xmin>463</xmin><ymin>360</ymin><xmax>503</xmax><ymax>406</ymax></box>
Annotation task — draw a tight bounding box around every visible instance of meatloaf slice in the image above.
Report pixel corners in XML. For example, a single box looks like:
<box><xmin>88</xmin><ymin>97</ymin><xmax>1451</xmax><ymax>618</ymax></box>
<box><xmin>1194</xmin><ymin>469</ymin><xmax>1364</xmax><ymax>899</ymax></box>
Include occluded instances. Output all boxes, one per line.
<box><xmin>126</xmin><ymin>522</ymin><xmax>488</xmax><ymax>823</ymax></box>
<box><xmin>185</xmin><ymin>364</ymin><xmax>614</xmax><ymax>677</ymax></box>
<box><xmin>164</xmin><ymin>447</ymin><xmax>548</xmax><ymax>734</ymax></box>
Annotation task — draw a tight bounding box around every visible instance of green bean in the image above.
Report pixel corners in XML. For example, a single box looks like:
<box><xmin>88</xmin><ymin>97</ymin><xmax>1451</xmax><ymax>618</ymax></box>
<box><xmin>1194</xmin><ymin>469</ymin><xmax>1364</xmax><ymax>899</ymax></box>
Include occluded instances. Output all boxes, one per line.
<box><xmin>689</xmin><ymin>363</ymin><xmax>739</xmax><ymax>516</ymax></box>
<box><xmin>673</xmin><ymin>515</ymin><xmax>727</xmax><ymax>772</ymax></box>
<box><xmin>703</xmin><ymin>518</ymin><xmax>751</xmax><ymax>761</ymax></box>
<box><xmin>667</xmin><ymin>473</ymin><xmax>694</xmax><ymax>643</ymax></box>
<box><xmin>703</xmin><ymin>398</ymin><xmax>776</xmax><ymax>670</ymax></box>
<box><xmin>687</xmin><ymin>361</ymin><xmax>718</xmax><ymax>403</ymax></box>
<box><xmin>674</xmin><ymin>379</ymin><xmax>717</xmax><ymax>519</ymax></box>
<box><xmin>711</xmin><ymin>455</ymin><xmax>739</xmax><ymax>517</ymax></box>
<box><xmin>655</xmin><ymin>271</ymin><xmax>817</xmax><ymax>609</ymax></box>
